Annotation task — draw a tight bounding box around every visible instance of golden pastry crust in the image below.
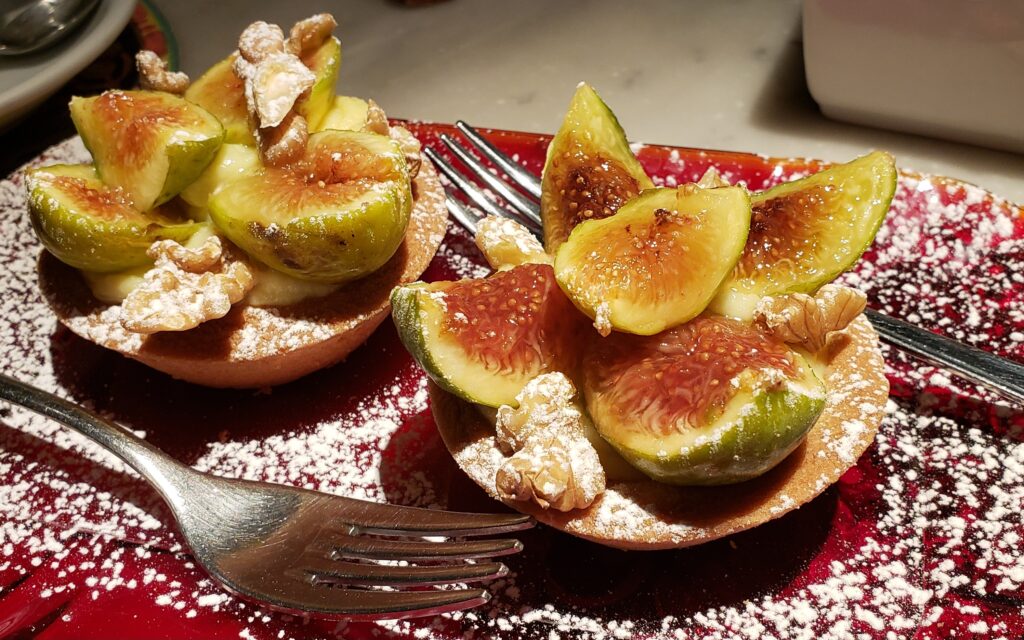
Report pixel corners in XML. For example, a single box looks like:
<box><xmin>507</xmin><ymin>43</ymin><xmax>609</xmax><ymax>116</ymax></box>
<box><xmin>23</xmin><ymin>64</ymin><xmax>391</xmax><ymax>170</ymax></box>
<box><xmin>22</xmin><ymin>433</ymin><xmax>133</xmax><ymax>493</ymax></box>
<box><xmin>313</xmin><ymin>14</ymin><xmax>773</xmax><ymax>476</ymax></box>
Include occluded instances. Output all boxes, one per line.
<box><xmin>38</xmin><ymin>158</ymin><xmax>448</xmax><ymax>389</ymax></box>
<box><xmin>430</xmin><ymin>313</ymin><xmax>888</xmax><ymax>550</ymax></box>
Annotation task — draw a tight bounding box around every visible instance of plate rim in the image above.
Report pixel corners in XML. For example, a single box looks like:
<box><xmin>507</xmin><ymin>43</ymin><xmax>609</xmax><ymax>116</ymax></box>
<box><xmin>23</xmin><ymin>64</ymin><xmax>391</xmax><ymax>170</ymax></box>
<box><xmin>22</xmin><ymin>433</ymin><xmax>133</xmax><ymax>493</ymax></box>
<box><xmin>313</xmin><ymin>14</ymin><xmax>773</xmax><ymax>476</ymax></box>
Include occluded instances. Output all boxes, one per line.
<box><xmin>0</xmin><ymin>0</ymin><xmax>137</xmax><ymax>125</ymax></box>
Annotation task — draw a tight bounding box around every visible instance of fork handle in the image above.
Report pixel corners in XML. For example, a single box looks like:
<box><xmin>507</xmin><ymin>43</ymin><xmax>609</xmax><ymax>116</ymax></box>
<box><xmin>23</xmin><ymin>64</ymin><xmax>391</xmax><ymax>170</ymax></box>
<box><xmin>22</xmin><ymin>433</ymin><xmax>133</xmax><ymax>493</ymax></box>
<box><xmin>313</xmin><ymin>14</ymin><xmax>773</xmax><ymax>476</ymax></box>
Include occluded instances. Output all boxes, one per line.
<box><xmin>0</xmin><ymin>373</ymin><xmax>192</xmax><ymax>502</ymax></box>
<box><xmin>865</xmin><ymin>309</ymin><xmax>1024</xmax><ymax>404</ymax></box>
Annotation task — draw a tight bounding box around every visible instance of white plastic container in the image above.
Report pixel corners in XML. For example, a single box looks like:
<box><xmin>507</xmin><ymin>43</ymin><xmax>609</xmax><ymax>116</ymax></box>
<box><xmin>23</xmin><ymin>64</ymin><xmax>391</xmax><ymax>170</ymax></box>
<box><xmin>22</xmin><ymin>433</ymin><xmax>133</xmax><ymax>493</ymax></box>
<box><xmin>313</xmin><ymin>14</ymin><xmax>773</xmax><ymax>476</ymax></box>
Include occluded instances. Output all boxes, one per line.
<box><xmin>802</xmin><ymin>0</ymin><xmax>1024</xmax><ymax>153</ymax></box>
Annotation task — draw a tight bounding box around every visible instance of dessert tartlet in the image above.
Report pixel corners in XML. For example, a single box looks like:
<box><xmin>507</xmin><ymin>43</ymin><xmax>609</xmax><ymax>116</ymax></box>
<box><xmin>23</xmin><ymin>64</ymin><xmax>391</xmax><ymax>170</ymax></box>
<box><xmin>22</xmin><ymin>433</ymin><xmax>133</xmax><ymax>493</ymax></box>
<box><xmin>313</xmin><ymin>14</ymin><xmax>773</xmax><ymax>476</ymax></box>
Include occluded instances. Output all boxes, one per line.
<box><xmin>26</xmin><ymin>14</ymin><xmax>447</xmax><ymax>388</ymax></box>
<box><xmin>393</xmin><ymin>84</ymin><xmax>893</xmax><ymax>548</ymax></box>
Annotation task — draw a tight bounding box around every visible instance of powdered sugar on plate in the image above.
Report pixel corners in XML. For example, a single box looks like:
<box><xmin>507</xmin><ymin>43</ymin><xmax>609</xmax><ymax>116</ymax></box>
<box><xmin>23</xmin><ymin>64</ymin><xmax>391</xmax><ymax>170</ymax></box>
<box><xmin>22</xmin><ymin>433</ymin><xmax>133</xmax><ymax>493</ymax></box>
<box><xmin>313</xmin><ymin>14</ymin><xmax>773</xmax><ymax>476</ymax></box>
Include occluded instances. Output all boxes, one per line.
<box><xmin>2</xmin><ymin>129</ymin><xmax>1024</xmax><ymax>639</ymax></box>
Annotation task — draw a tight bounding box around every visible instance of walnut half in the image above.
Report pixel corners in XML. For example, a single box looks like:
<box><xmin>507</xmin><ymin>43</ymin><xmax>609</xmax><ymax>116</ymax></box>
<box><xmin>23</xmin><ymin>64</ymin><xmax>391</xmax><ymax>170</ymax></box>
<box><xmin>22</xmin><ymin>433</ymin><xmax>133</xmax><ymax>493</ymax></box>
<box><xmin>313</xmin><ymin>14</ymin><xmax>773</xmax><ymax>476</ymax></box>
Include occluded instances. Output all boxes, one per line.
<box><xmin>285</xmin><ymin>13</ymin><xmax>337</xmax><ymax>56</ymax></box>
<box><xmin>135</xmin><ymin>51</ymin><xmax>190</xmax><ymax>94</ymax></box>
<box><xmin>233</xmin><ymin>18</ymin><xmax>325</xmax><ymax>166</ymax></box>
<box><xmin>120</xmin><ymin>235</ymin><xmax>254</xmax><ymax>334</ymax></box>
<box><xmin>753</xmin><ymin>284</ymin><xmax>867</xmax><ymax>353</ymax></box>
<box><xmin>493</xmin><ymin>373</ymin><xmax>605</xmax><ymax>512</ymax></box>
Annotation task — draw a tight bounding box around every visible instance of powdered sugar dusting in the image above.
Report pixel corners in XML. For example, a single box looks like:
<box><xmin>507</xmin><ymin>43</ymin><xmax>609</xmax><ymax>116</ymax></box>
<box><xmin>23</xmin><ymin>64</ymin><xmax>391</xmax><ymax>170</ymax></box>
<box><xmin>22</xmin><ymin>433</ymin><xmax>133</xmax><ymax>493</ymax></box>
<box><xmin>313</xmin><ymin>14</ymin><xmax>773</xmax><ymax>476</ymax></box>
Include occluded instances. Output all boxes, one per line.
<box><xmin>3</xmin><ymin>131</ymin><xmax>1024</xmax><ymax>638</ymax></box>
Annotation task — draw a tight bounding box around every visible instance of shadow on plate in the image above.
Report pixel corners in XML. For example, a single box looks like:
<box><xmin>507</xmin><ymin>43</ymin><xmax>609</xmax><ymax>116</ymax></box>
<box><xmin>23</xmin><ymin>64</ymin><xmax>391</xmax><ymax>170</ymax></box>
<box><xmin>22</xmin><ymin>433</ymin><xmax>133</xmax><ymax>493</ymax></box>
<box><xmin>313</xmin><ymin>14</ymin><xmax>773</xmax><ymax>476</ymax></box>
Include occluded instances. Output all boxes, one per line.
<box><xmin>377</xmin><ymin>398</ymin><xmax>843</xmax><ymax>624</ymax></box>
<box><xmin>47</xmin><ymin>320</ymin><xmax>414</xmax><ymax>466</ymax></box>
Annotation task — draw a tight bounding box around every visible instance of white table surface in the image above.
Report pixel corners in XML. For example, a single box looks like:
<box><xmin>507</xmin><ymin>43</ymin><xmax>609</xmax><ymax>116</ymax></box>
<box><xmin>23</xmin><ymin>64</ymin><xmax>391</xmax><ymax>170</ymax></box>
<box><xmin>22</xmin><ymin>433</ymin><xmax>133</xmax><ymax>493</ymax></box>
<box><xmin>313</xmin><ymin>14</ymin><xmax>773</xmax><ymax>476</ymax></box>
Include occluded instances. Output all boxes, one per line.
<box><xmin>159</xmin><ymin>0</ymin><xmax>1024</xmax><ymax>204</ymax></box>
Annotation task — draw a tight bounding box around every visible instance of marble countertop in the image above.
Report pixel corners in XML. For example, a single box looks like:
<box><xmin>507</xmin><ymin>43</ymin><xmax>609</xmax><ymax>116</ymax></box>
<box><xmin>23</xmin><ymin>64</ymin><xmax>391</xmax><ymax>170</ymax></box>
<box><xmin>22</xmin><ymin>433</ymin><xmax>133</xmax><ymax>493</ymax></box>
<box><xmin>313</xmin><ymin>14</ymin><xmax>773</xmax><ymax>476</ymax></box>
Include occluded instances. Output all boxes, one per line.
<box><xmin>161</xmin><ymin>0</ymin><xmax>1023</xmax><ymax>204</ymax></box>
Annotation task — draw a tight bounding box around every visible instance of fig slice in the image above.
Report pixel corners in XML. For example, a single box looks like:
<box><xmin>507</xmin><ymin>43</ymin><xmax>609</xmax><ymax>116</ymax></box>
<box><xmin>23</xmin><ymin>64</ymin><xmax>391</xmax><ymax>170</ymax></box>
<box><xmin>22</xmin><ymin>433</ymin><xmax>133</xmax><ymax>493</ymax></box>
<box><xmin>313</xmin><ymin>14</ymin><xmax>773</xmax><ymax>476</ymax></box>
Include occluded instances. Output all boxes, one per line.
<box><xmin>26</xmin><ymin>164</ymin><xmax>203</xmax><ymax>272</ymax></box>
<box><xmin>540</xmin><ymin>83</ymin><xmax>653</xmax><ymax>252</ymax></box>
<box><xmin>297</xmin><ymin>36</ymin><xmax>342</xmax><ymax>130</ymax></box>
<box><xmin>581</xmin><ymin>316</ymin><xmax>826</xmax><ymax>485</ymax></box>
<box><xmin>554</xmin><ymin>185</ymin><xmax>751</xmax><ymax>336</ymax></box>
<box><xmin>711</xmin><ymin>151</ymin><xmax>897</xmax><ymax>319</ymax></box>
<box><xmin>184</xmin><ymin>54</ymin><xmax>254</xmax><ymax>145</ymax></box>
<box><xmin>391</xmin><ymin>263</ymin><xmax>581</xmax><ymax>408</ymax></box>
<box><xmin>70</xmin><ymin>90</ymin><xmax>225</xmax><ymax>211</ymax></box>
<box><xmin>179</xmin><ymin>143</ymin><xmax>262</xmax><ymax>208</ymax></box>
<box><xmin>317</xmin><ymin>96</ymin><xmax>370</xmax><ymax>132</ymax></box>
<box><xmin>208</xmin><ymin>130</ymin><xmax>411</xmax><ymax>283</ymax></box>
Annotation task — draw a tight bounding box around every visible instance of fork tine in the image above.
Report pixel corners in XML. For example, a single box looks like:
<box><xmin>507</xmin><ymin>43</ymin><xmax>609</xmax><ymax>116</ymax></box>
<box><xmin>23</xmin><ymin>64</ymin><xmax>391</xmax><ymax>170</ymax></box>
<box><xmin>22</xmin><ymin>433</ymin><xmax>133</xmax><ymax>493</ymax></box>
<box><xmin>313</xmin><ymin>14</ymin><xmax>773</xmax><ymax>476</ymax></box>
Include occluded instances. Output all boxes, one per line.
<box><xmin>274</xmin><ymin>581</ymin><xmax>492</xmax><ymax>620</ymax></box>
<box><xmin>443</xmin><ymin>193</ymin><xmax>542</xmax><ymax>242</ymax></box>
<box><xmin>311</xmin><ymin>533</ymin><xmax>523</xmax><ymax>561</ymax></box>
<box><xmin>440</xmin><ymin>134</ymin><xmax>542</xmax><ymax>226</ymax></box>
<box><xmin>311</xmin><ymin>494</ymin><xmax>534</xmax><ymax>537</ymax></box>
<box><xmin>302</xmin><ymin>560</ymin><xmax>508</xmax><ymax>587</ymax></box>
<box><xmin>444</xmin><ymin>188</ymin><xmax>480</xmax><ymax>234</ymax></box>
<box><xmin>423</xmin><ymin>147</ymin><xmax>510</xmax><ymax>220</ymax></box>
<box><xmin>455</xmin><ymin>121</ymin><xmax>542</xmax><ymax>199</ymax></box>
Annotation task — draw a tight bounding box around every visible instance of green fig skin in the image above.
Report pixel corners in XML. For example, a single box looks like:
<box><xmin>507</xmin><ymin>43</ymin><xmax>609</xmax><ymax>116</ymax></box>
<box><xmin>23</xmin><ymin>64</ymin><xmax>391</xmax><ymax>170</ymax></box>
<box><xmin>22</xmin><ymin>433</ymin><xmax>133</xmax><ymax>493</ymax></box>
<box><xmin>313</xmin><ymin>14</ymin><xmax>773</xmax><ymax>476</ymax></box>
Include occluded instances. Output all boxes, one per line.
<box><xmin>711</xmin><ymin>151</ymin><xmax>896</xmax><ymax>320</ymax></box>
<box><xmin>298</xmin><ymin>37</ymin><xmax>342</xmax><ymax>131</ymax></box>
<box><xmin>26</xmin><ymin>164</ymin><xmax>202</xmax><ymax>273</ymax></box>
<box><xmin>208</xmin><ymin>130</ymin><xmax>411</xmax><ymax>284</ymax></box>
<box><xmin>596</xmin><ymin>366</ymin><xmax>825</xmax><ymax>486</ymax></box>
<box><xmin>392</xmin><ymin>264</ymin><xmax>580</xmax><ymax>408</ymax></box>
<box><xmin>70</xmin><ymin>90</ymin><xmax>225</xmax><ymax>211</ymax></box>
<box><xmin>554</xmin><ymin>185</ymin><xmax>751</xmax><ymax>336</ymax></box>
<box><xmin>540</xmin><ymin>83</ymin><xmax>653</xmax><ymax>253</ymax></box>
<box><xmin>582</xmin><ymin>317</ymin><xmax>827</xmax><ymax>486</ymax></box>
<box><xmin>185</xmin><ymin>55</ymin><xmax>254</xmax><ymax>145</ymax></box>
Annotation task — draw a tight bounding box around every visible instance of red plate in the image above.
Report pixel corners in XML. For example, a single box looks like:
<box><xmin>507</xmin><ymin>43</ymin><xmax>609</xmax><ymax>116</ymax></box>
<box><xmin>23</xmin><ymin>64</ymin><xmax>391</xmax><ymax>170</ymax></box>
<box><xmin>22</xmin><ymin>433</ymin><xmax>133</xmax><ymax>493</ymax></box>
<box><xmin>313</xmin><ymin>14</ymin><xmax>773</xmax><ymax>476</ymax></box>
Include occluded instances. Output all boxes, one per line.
<box><xmin>1</xmin><ymin>124</ymin><xmax>1022</xmax><ymax>639</ymax></box>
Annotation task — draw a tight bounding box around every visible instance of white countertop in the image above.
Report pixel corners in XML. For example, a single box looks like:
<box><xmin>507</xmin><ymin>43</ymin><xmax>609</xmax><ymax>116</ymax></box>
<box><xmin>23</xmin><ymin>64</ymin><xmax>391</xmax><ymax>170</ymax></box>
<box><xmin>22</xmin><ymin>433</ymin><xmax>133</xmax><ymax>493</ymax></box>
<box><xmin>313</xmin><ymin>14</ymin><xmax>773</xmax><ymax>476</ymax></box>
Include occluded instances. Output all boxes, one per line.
<box><xmin>161</xmin><ymin>0</ymin><xmax>1023</xmax><ymax>204</ymax></box>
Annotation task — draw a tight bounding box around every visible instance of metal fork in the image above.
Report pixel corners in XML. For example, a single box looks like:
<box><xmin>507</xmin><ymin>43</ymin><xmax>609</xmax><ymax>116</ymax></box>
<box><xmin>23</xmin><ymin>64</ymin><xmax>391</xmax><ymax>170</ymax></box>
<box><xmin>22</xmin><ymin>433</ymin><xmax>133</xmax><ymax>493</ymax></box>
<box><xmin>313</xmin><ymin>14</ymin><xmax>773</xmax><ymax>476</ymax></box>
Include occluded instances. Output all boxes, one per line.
<box><xmin>429</xmin><ymin>121</ymin><xmax>1024</xmax><ymax>405</ymax></box>
<box><xmin>0</xmin><ymin>373</ymin><xmax>533</xmax><ymax>619</ymax></box>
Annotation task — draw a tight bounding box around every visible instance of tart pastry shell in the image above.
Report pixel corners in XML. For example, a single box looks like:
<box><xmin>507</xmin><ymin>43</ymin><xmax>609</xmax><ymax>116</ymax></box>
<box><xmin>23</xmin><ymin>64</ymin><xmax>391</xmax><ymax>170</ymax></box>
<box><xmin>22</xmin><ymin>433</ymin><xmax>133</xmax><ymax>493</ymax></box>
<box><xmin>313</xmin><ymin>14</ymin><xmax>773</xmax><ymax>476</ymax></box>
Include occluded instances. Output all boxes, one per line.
<box><xmin>430</xmin><ymin>314</ymin><xmax>889</xmax><ymax>550</ymax></box>
<box><xmin>39</xmin><ymin>156</ymin><xmax>448</xmax><ymax>389</ymax></box>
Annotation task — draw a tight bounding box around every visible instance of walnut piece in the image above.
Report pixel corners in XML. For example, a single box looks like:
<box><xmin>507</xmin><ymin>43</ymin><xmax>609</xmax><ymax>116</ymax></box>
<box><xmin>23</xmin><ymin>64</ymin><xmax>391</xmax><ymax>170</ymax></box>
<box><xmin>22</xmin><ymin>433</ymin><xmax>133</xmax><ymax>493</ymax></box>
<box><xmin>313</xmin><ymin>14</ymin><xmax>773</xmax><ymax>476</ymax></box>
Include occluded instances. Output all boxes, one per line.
<box><xmin>389</xmin><ymin>125</ymin><xmax>422</xmax><ymax>179</ymax></box>
<box><xmin>135</xmin><ymin>51</ymin><xmax>190</xmax><ymax>94</ymax></box>
<box><xmin>233</xmin><ymin>18</ymin><xmax>321</xmax><ymax>166</ymax></box>
<box><xmin>237</xmin><ymin>21</ymin><xmax>286</xmax><ymax>64</ymax></box>
<box><xmin>593</xmin><ymin>302</ymin><xmax>612</xmax><ymax>337</ymax></box>
<box><xmin>120</xmin><ymin>236</ymin><xmax>254</xmax><ymax>334</ymax></box>
<box><xmin>365</xmin><ymin>98</ymin><xmax>390</xmax><ymax>135</ymax></box>
<box><xmin>754</xmin><ymin>284</ymin><xmax>867</xmax><ymax>353</ymax></box>
<box><xmin>234</xmin><ymin>50</ymin><xmax>315</xmax><ymax>130</ymax></box>
<box><xmin>696</xmin><ymin>166</ymin><xmax>729</xmax><ymax>188</ymax></box>
<box><xmin>493</xmin><ymin>373</ymin><xmax>605</xmax><ymax>512</ymax></box>
<box><xmin>474</xmin><ymin>215</ymin><xmax>550</xmax><ymax>271</ymax></box>
<box><xmin>285</xmin><ymin>13</ymin><xmax>337</xmax><ymax>56</ymax></box>
<box><xmin>258</xmin><ymin>111</ymin><xmax>308</xmax><ymax>167</ymax></box>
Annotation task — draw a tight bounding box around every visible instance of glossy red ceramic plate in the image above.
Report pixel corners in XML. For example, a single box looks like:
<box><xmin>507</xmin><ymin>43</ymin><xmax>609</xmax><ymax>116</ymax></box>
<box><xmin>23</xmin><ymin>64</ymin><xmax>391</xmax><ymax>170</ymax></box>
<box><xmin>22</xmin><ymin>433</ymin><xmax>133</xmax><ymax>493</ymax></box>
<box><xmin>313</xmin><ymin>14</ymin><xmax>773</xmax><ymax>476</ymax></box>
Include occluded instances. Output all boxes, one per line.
<box><xmin>1</xmin><ymin>124</ymin><xmax>1022</xmax><ymax>639</ymax></box>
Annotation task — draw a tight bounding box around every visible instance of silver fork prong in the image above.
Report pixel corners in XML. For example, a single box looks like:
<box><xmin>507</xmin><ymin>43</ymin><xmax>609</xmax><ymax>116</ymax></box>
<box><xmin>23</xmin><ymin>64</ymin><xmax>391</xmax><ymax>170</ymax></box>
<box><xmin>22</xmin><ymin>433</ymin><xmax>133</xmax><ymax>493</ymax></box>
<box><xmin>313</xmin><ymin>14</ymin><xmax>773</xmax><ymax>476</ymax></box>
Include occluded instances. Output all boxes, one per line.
<box><xmin>444</xmin><ymin>188</ymin><xmax>480</xmax><ymax>234</ymax></box>
<box><xmin>423</xmin><ymin>147</ymin><xmax>509</xmax><ymax>220</ymax></box>
<box><xmin>310</xmin><ymin>533</ymin><xmax>523</xmax><ymax>562</ymax></box>
<box><xmin>307</xmin><ymin>494</ymin><xmax>534</xmax><ymax>537</ymax></box>
<box><xmin>282</xmin><ymin>583</ymin><xmax>492</xmax><ymax>620</ymax></box>
<box><xmin>455</xmin><ymin>121</ymin><xmax>542</xmax><ymax>199</ymax></box>
<box><xmin>440</xmin><ymin>134</ymin><xmax>542</xmax><ymax>226</ymax></box>
<box><xmin>443</xmin><ymin>193</ymin><xmax>543</xmax><ymax>242</ymax></box>
<box><xmin>300</xmin><ymin>559</ymin><xmax>508</xmax><ymax>587</ymax></box>
<box><xmin>0</xmin><ymin>374</ymin><xmax>529</xmax><ymax>620</ymax></box>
